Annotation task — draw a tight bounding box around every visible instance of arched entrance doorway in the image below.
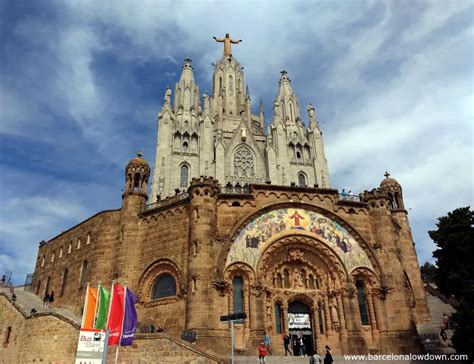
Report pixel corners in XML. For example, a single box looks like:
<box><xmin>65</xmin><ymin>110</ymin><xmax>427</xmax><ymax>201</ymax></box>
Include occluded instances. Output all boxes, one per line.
<box><xmin>288</xmin><ymin>301</ymin><xmax>314</xmax><ymax>356</ymax></box>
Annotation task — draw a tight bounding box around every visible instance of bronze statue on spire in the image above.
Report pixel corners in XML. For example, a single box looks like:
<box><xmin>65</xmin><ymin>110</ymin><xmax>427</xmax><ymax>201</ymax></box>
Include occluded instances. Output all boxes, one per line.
<box><xmin>213</xmin><ymin>33</ymin><xmax>242</xmax><ymax>57</ymax></box>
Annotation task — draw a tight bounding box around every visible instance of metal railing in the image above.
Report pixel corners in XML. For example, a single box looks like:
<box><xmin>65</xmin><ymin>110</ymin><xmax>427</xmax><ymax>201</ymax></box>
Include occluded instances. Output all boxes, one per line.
<box><xmin>146</xmin><ymin>192</ymin><xmax>189</xmax><ymax>210</ymax></box>
<box><xmin>338</xmin><ymin>193</ymin><xmax>361</xmax><ymax>202</ymax></box>
<box><xmin>221</xmin><ymin>184</ymin><xmax>251</xmax><ymax>195</ymax></box>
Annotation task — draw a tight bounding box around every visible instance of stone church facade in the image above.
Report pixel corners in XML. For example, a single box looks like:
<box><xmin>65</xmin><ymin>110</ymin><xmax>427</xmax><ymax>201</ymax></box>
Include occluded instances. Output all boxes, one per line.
<box><xmin>27</xmin><ymin>44</ymin><xmax>430</xmax><ymax>358</ymax></box>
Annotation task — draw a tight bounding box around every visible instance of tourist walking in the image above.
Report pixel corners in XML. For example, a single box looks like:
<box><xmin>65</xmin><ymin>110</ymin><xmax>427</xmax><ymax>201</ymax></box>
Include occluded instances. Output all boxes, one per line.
<box><xmin>311</xmin><ymin>351</ymin><xmax>322</xmax><ymax>364</ymax></box>
<box><xmin>440</xmin><ymin>327</ymin><xmax>449</xmax><ymax>348</ymax></box>
<box><xmin>48</xmin><ymin>291</ymin><xmax>55</xmax><ymax>307</ymax></box>
<box><xmin>263</xmin><ymin>331</ymin><xmax>272</xmax><ymax>355</ymax></box>
<box><xmin>43</xmin><ymin>291</ymin><xmax>50</xmax><ymax>306</ymax></box>
<box><xmin>258</xmin><ymin>341</ymin><xmax>267</xmax><ymax>363</ymax></box>
<box><xmin>283</xmin><ymin>333</ymin><xmax>292</xmax><ymax>356</ymax></box>
<box><xmin>324</xmin><ymin>345</ymin><xmax>333</xmax><ymax>364</ymax></box>
<box><xmin>442</xmin><ymin>313</ymin><xmax>449</xmax><ymax>329</ymax></box>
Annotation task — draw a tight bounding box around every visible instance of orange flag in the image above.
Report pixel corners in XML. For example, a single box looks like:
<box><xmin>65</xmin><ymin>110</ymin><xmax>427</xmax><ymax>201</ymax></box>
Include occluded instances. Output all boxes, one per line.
<box><xmin>82</xmin><ymin>287</ymin><xmax>98</xmax><ymax>329</ymax></box>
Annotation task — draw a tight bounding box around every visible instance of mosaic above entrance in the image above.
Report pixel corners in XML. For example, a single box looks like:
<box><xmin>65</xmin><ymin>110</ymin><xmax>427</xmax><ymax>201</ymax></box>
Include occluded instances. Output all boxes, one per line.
<box><xmin>226</xmin><ymin>208</ymin><xmax>373</xmax><ymax>272</ymax></box>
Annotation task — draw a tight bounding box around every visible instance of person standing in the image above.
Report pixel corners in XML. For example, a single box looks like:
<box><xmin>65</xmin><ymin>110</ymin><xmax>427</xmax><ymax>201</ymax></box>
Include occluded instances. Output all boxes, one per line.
<box><xmin>299</xmin><ymin>333</ymin><xmax>306</xmax><ymax>356</ymax></box>
<box><xmin>293</xmin><ymin>334</ymin><xmax>300</xmax><ymax>356</ymax></box>
<box><xmin>324</xmin><ymin>345</ymin><xmax>333</xmax><ymax>364</ymax></box>
<box><xmin>257</xmin><ymin>341</ymin><xmax>267</xmax><ymax>363</ymax></box>
<box><xmin>43</xmin><ymin>291</ymin><xmax>50</xmax><ymax>307</ymax></box>
<box><xmin>48</xmin><ymin>291</ymin><xmax>55</xmax><ymax>307</ymax></box>
<box><xmin>283</xmin><ymin>333</ymin><xmax>292</xmax><ymax>356</ymax></box>
<box><xmin>263</xmin><ymin>331</ymin><xmax>272</xmax><ymax>355</ymax></box>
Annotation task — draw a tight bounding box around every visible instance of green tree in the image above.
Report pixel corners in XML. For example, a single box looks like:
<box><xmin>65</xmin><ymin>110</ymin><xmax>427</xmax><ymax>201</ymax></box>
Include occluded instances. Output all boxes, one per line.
<box><xmin>420</xmin><ymin>262</ymin><xmax>437</xmax><ymax>283</ymax></box>
<box><xmin>429</xmin><ymin>206</ymin><xmax>474</xmax><ymax>359</ymax></box>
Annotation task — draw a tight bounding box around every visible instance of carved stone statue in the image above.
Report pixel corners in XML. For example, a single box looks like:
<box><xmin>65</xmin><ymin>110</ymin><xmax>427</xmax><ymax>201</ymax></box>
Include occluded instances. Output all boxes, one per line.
<box><xmin>273</xmin><ymin>100</ymin><xmax>280</xmax><ymax>117</ymax></box>
<box><xmin>307</xmin><ymin>103</ymin><xmax>315</xmax><ymax>118</ymax></box>
<box><xmin>330</xmin><ymin>297</ymin><xmax>339</xmax><ymax>329</ymax></box>
<box><xmin>203</xmin><ymin>92</ymin><xmax>210</xmax><ymax>113</ymax></box>
<box><xmin>164</xmin><ymin>87</ymin><xmax>171</xmax><ymax>105</ymax></box>
<box><xmin>213</xmin><ymin>33</ymin><xmax>242</xmax><ymax>57</ymax></box>
<box><xmin>292</xmin><ymin>269</ymin><xmax>305</xmax><ymax>289</ymax></box>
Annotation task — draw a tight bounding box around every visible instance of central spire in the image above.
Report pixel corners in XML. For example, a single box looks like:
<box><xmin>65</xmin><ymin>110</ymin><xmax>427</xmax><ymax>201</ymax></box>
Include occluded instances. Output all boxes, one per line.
<box><xmin>213</xmin><ymin>33</ymin><xmax>242</xmax><ymax>57</ymax></box>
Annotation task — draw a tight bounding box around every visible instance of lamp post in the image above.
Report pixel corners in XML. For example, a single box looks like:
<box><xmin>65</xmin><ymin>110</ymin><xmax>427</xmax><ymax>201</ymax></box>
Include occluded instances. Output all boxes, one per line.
<box><xmin>220</xmin><ymin>312</ymin><xmax>247</xmax><ymax>364</ymax></box>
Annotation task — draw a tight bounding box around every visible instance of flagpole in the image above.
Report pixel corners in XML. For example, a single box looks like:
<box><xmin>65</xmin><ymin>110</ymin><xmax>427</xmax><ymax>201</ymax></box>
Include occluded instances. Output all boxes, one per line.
<box><xmin>81</xmin><ymin>283</ymin><xmax>90</xmax><ymax>328</ymax></box>
<box><xmin>93</xmin><ymin>282</ymin><xmax>101</xmax><ymax>329</ymax></box>
<box><xmin>105</xmin><ymin>282</ymin><xmax>115</xmax><ymax>364</ymax></box>
<box><xmin>115</xmin><ymin>282</ymin><xmax>128</xmax><ymax>364</ymax></box>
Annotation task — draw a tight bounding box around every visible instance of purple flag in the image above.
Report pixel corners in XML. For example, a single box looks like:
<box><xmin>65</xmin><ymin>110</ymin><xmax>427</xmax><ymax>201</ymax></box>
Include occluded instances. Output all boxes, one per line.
<box><xmin>120</xmin><ymin>288</ymin><xmax>138</xmax><ymax>346</ymax></box>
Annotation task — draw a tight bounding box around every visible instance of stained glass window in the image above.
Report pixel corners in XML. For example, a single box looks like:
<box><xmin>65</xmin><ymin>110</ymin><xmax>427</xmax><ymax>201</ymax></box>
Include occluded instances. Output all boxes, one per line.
<box><xmin>356</xmin><ymin>281</ymin><xmax>370</xmax><ymax>325</ymax></box>
<box><xmin>152</xmin><ymin>273</ymin><xmax>177</xmax><ymax>299</ymax></box>
<box><xmin>180</xmin><ymin>165</ymin><xmax>189</xmax><ymax>187</ymax></box>
<box><xmin>232</xmin><ymin>276</ymin><xmax>244</xmax><ymax>313</ymax></box>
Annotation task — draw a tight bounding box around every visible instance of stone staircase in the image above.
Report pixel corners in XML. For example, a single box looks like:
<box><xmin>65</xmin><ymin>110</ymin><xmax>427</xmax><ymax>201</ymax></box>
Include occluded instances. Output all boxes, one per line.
<box><xmin>0</xmin><ymin>287</ymin><xmax>80</xmax><ymax>326</ymax></box>
<box><xmin>417</xmin><ymin>286</ymin><xmax>457</xmax><ymax>355</ymax></box>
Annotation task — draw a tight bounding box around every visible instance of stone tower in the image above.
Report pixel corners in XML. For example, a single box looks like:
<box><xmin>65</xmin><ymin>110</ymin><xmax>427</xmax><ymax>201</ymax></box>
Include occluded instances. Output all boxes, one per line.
<box><xmin>115</xmin><ymin>152</ymin><xmax>150</xmax><ymax>288</ymax></box>
<box><xmin>150</xmin><ymin>44</ymin><xmax>331</xmax><ymax>201</ymax></box>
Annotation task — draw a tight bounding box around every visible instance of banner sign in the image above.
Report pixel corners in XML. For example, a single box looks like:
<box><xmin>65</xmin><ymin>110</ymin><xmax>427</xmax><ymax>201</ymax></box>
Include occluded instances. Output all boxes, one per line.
<box><xmin>107</xmin><ymin>283</ymin><xmax>125</xmax><ymax>346</ymax></box>
<box><xmin>120</xmin><ymin>288</ymin><xmax>138</xmax><ymax>346</ymax></box>
<box><xmin>288</xmin><ymin>313</ymin><xmax>311</xmax><ymax>329</ymax></box>
<box><xmin>75</xmin><ymin>329</ymin><xmax>106</xmax><ymax>364</ymax></box>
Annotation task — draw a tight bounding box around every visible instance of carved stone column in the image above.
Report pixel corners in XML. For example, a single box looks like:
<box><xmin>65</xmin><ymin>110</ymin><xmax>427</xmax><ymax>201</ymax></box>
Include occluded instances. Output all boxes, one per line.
<box><xmin>366</xmin><ymin>292</ymin><xmax>377</xmax><ymax>329</ymax></box>
<box><xmin>342</xmin><ymin>291</ymin><xmax>354</xmax><ymax>330</ymax></box>
<box><xmin>250</xmin><ymin>285</ymin><xmax>257</xmax><ymax>330</ymax></box>
<box><xmin>282</xmin><ymin>301</ymin><xmax>289</xmax><ymax>334</ymax></box>
<box><xmin>323</xmin><ymin>295</ymin><xmax>331</xmax><ymax>335</ymax></box>
<box><xmin>371</xmin><ymin>289</ymin><xmax>386</xmax><ymax>331</ymax></box>
<box><xmin>336</xmin><ymin>292</ymin><xmax>346</xmax><ymax>330</ymax></box>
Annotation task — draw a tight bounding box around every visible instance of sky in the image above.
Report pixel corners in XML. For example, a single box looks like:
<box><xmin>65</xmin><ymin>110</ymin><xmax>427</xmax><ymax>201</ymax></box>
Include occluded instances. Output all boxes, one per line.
<box><xmin>0</xmin><ymin>0</ymin><xmax>473</xmax><ymax>284</ymax></box>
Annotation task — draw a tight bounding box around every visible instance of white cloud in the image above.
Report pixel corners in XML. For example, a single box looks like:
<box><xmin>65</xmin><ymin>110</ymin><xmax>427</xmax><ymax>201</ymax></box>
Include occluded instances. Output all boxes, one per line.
<box><xmin>1</xmin><ymin>0</ymin><xmax>472</xmax><ymax>281</ymax></box>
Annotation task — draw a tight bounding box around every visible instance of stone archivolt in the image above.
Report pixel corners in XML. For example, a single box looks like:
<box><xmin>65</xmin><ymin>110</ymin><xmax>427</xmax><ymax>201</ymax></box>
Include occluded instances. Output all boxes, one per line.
<box><xmin>137</xmin><ymin>259</ymin><xmax>184</xmax><ymax>306</ymax></box>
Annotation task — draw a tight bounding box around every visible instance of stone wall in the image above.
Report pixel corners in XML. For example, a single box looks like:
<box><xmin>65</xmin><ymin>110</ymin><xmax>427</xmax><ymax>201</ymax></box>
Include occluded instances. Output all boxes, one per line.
<box><xmin>1</xmin><ymin>294</ymin><xmax>222</xmax><ymax>363</ymax></box>
<box><xmin>31</xmin><ymin>209</ymin><xmax>121</xmax><ymax>316</ymax></box>
<box><xmin>0</xmin><ymin>295</ymin><xmax>78</xmax><ymax>363</ymax></box>
<box><xmin>112</xmin><ymin>333</ymin><xmax>221</xmax><ymax>363</ymax></box>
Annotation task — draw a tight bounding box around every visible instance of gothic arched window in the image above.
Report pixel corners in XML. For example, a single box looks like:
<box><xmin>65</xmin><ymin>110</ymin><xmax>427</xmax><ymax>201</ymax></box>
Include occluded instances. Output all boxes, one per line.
<box><xmin>275</xmin><ymin>302</ymin><xmax>283</xmax><ymax>334</ymax></box>
<box><xmin>356</xmin><ymin>280</ymin><xmax>370</xmax><ymax>325</ymax></box>
<box><xmin>80</xmin><ymin>260</ymin><xmax>88</xmax><ymax>288</ymax></box>
<box><xmin>233</xmin><ymin>145</ymin><xmax>255</xmax><ymax>177</ymax></box>
<box><xmin>232</xmin><ymin>276</ymin><xmax>244</xmax><ymax>313</ymax></box>
<box><xmin>228</xmin><ymin>75</ymin><xmax>234</xmax><ymax>96</ymax></box>
<box><xmin>60</xmin><ymin>268</ymin><xmax>68</xmax><ymax>296</ymax></box>
<box><xmin>180</xmin><ymin>164</ymin><xmax>189</xmax><ymax>187</ymax></box>
<box><xmin>298</xmin><ymin>173</ymin><xmax>306</xmax><ymax>187</ymax></box>
<box><xmin>152</xmin><ymin>273</ymin><xmax>177</xmax><ymax>299</ymax></box>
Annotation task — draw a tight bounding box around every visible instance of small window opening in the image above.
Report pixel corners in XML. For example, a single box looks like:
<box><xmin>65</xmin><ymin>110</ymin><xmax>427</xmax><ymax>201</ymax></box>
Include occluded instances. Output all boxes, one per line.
<box><xmin>3</xmin><ymin>326</ymin><xmax>12</xmax><ymax>347</ymax></box>
<box><xmin>296</xmin><ymin>151</ymin><xmax>301</xmax><ymax>159</ymax></box>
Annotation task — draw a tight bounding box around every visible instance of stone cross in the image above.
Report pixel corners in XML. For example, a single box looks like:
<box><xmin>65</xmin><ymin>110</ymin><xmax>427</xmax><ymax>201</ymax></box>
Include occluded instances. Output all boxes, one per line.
<box><xmin>384</xmin><ymin>171</ymin><xmax>390</xmax><ymax>178</ymax></box>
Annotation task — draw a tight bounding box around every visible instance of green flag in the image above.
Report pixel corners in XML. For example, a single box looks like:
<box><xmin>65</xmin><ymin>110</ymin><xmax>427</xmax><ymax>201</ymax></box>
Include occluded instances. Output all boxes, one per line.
<box><xmin>95</xmin><ymin>285</ymin><xmax>110</xmax><ymax>329</ymax></box>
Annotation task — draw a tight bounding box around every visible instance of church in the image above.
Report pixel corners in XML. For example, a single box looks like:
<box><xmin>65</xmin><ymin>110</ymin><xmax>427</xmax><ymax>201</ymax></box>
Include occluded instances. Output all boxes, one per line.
<box><xmin>25</xmin><ymin>36</ymin><xmax>430</xmax><ymax>359</ymax></box>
